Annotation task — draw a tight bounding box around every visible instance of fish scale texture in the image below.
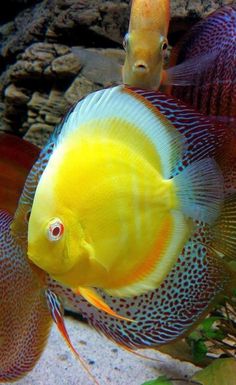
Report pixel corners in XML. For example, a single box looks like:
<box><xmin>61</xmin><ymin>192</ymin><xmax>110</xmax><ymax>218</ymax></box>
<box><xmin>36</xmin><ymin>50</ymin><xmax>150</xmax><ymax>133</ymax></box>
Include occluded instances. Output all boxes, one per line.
<box><xmin>170</xmin><ymin>5</ymin><xmax>236</xmax><ymax>130</ymax></box>
<box><xmin>49</xmin><ymin>228</ymin><xmax>229</xmax><ymax>348</ymax></box>
<box><xmin>0</xmin><ymin>211</ymin><xmax>52</xmax><ymax>382</ymax></box>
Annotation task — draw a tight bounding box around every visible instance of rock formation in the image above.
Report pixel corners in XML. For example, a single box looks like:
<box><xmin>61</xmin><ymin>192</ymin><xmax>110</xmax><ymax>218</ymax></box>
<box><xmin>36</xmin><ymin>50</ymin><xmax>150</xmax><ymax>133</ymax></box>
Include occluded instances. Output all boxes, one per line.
<box><xmin>0</xmin><ymin>0</ymin><xmax>233</xmax><ymax>146</ymax></box>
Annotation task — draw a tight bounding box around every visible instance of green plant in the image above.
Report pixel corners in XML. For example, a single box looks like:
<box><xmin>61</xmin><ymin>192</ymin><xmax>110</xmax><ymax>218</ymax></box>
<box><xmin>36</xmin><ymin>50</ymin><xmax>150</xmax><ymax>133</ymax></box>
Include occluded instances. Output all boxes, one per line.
<box><xmin>140</xmin><ymin>294</ymin><xmax>236</xmax><ymax>385</ymax></box>
<box><xmin>186</xmin><ymin>295</ymin><xmax>236</xmax><ymax>363</ymax></box>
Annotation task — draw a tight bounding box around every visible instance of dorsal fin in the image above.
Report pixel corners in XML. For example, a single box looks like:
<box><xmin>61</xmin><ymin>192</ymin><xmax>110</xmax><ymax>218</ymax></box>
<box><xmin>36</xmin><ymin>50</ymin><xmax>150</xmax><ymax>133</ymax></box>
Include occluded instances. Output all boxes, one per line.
<box><xmin>59</xmin><ymin>86</ymin><xmax>184</xmax><ymax>180</ymax></box>
<box><xmin>0</xmin><ymin>134</ymin><xmax>39</xmax><ymax>214</ymax></box>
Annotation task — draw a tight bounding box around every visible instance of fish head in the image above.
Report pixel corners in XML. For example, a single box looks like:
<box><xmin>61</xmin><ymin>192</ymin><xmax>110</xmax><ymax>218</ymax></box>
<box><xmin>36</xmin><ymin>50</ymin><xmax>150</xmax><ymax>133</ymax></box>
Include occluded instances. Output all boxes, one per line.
<box><xmin>27</xmin><ymin>167</ymin><xmax>87</xmax><ymax>283</ymax></box>
<box><xmin>27</xmin><ymin>138</ymin><xmax>104</xmax><ymax>288</ymax></box>
<box><xmin>122</xmin><ymin>30</ymin><xmax>168</xmax><ymax>90</ymax></box>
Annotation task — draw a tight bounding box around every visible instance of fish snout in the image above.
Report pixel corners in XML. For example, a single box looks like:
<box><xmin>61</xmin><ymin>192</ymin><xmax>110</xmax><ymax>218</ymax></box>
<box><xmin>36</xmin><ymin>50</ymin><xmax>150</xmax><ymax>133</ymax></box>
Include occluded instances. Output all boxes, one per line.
<box><xmin>132</xmin><ymin>60</ymin><xmax>149</xmax><ymax>74</ymax></box>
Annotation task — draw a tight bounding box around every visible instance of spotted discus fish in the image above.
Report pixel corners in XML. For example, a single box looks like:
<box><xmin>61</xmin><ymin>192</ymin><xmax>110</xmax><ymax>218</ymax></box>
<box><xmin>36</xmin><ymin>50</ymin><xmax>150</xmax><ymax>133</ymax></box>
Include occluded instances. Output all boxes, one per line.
<box><xmin>169</xmin><ymin>5</ymin><xmax>236</xmax><ymax>130</ymax></box>
<box><xmin>0</xmin><ymin>209</ymin><xmax>52</xmax><ymax>382</ymax></box>
<box><xmin>42</xmin><ymin>88</ymin><xmax>235</xmax><ymax>350</ymax></box>
<box><xmin>1</xmin><ymin>87</ymin><xmax>236</xmax><ymax>384</ymax></box>
<box><xmin>25</xmin><ymin>86</ymin><xmax>235</xmax><ymax>329</ymax></box>
<box><xmin>27</xmin><ymin>85</ymin><xmax>225</xmax><ymax>314</ymax></box>
<box><xmin>0</xmin><ymin>136</ymin><xmax>51</xmax><ymax>382</ymax></box>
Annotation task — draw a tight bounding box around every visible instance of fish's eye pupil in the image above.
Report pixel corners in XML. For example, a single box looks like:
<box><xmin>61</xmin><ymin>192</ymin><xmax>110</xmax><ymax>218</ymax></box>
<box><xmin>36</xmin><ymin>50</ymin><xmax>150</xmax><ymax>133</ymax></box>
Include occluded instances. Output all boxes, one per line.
<box><xmin>47</xmin><ymin>219</ymin><xmax>64</xmax><ymax>241</ymax></box>
<box><xmin>162</xmin><ymin>42</ymin><xmax>168</xmax><ymax>51</ymax></box>
<box><xmin>52</xmin><ymin>226</ymin><xmax>60</xmax><ymax>237</ymax></box>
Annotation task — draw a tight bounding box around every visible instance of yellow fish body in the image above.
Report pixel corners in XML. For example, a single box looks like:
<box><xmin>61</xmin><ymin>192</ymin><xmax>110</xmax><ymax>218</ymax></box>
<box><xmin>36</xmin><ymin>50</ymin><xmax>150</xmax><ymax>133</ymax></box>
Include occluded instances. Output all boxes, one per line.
<box><xmin>28</xmin><ymin>86</ymin><xmax>223</xmax><ymax>304</ymax></box>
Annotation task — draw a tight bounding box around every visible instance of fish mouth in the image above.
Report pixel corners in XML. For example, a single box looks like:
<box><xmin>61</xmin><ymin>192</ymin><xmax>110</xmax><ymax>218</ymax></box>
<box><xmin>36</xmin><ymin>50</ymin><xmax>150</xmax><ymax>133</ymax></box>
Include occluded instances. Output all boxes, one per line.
<box><xmin>133</xmin><ymin>61</ymin><xmax>149</xmax><ymax>73</ymax></box>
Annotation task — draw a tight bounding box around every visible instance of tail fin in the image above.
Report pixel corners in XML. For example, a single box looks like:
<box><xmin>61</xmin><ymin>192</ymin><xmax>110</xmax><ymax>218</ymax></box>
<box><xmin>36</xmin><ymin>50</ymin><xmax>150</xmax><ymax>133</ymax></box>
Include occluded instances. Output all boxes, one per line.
<box><xmin>174</xmin><ymin>157</ymin><xmax>224</xmax><ymax>225</ymax></box>
<box><xmin>210</xmin><ymin>195</ymin><xmax>236</xmax><ymax>263</ymax></box>
<box><xmin>0</xmin><ymin>134</ymin><xmax>39</xmax><ymax>214</ymax></box>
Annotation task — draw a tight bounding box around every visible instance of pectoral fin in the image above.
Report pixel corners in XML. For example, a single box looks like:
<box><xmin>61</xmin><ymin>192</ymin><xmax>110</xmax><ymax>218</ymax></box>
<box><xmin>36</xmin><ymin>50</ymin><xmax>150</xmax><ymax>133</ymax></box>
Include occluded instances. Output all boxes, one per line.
<box><xmin>163</xmin><ymin>50</ymin><xmax>219</xmax><ymax>86</ymax></box>
<box><xmin>75</xmin><ymin>287</ymin><xmax>135</xmax><ymax>322</ymax></box>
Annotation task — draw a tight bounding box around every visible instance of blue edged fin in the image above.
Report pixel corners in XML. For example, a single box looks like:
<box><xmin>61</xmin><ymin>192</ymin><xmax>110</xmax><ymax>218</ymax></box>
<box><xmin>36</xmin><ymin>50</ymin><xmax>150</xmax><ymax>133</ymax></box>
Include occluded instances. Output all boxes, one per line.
<box><xmin>210</xmin><ymin>195</ymin><xmax>236</xmax><ymax>262</ymax></box>
<box><xmin>174</xmin><ymin>158</ymin><xmax>224</xmax><ymax>224</ymax></box>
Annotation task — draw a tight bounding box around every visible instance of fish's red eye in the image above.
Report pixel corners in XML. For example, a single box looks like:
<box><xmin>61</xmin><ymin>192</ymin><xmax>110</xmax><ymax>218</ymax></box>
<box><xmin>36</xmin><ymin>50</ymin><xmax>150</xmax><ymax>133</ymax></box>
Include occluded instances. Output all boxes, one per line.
<box><xmin>47</xmin><ymin>218</ymin><xmax>64</xmax><ymax>242</ymax></box>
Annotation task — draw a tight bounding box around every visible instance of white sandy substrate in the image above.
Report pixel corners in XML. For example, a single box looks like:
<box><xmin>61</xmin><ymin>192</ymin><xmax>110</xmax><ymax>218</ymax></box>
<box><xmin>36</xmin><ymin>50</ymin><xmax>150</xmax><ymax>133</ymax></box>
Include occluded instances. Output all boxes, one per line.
<box><xmin>8</xmin><ymin>317</ymin><xmax>199</xmax><ymax>385</ymax></box>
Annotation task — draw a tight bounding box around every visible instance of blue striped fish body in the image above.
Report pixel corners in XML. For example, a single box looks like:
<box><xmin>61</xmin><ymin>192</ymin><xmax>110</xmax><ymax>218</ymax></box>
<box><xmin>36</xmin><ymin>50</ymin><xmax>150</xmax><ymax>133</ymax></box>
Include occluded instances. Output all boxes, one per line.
<box><xmin>49</xmin><ymin>233</ymin><xmax>231</xmax><ymax>348</ymax></box>
<box><xmin>169</xmin><ymin>5</ymin><xmax>236</xmax><ymax>130</ymax></box>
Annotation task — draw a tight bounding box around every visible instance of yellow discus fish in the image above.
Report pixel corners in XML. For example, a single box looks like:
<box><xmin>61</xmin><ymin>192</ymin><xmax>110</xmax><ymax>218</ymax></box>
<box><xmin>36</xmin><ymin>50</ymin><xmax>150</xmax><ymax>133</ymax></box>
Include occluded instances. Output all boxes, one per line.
<box><xmin>28</xmin><ymin>86</ymin><xmax>223</xmax><ymax>311</ymax></box>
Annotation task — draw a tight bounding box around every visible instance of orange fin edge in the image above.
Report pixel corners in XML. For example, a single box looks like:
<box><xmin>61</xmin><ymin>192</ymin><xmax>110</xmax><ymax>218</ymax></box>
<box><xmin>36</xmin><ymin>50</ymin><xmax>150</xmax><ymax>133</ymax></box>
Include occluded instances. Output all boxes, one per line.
<box><xmin>75</xmin><ymin>287</ymin><xmax>136</xmax><ymax>323</ymax></box>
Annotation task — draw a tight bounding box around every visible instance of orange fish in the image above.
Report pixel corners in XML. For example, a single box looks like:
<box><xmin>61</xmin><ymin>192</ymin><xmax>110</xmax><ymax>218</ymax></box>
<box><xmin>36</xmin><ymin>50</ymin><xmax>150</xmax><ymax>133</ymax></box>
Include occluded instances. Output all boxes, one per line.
<box><xmin>122</xmin><ymin>0</ymin><xmax>221</xmax><ymax>91</ymax></box>
<box><xmin>122</xmin><ymin>0</ymin><xmax>170</xmax><ymax>89</ymax></box>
